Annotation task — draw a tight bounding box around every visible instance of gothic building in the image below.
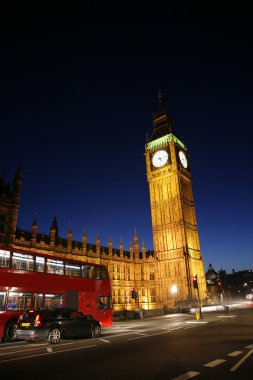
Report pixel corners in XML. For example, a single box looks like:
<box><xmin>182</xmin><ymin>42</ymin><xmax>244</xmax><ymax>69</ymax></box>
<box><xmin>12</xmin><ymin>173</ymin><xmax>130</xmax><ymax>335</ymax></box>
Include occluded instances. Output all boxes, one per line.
<box><xmin>145</xmin><ymin>92</ymin><xmax>207</xmax><ymax>305</ymax></box>
<box><xmin>0</xmin><ymin>94</ymin><xmax>207</xmax><ymax>312</ymax></box>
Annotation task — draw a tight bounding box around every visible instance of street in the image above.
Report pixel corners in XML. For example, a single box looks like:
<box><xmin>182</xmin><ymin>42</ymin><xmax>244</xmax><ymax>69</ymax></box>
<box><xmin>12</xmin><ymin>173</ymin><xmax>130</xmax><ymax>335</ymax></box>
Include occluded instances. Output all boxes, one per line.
<box><xmin>0</xmin><ymin>308</ymin><xmax>253</xmax><ymax>379</ymax></box>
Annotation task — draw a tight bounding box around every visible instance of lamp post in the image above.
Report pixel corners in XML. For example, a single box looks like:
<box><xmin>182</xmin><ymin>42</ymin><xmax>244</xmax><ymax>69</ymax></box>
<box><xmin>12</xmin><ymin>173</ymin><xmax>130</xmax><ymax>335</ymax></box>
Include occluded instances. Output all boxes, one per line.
<box><xmin>155</xmin><ymin>255</ymin><xmax>163</xmax><ymax>311</ymax></box>
<box><xmin>183</xmin><ymin>245</ymin><xmax>193</xmax><ymax>304</ymax></box>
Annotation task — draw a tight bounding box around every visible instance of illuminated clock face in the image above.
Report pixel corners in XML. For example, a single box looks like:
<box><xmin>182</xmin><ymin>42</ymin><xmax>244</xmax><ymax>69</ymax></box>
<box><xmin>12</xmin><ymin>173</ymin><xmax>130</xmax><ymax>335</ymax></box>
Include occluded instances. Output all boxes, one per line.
<box><xmin>179</xmin><ymin>151</ymin><xmax>188</xmax><ymax>169</ymax></box>
<box><xmin>152</xmin><ymin>150</ymin><xmax>168</xmax><ymax>168</ymax></box>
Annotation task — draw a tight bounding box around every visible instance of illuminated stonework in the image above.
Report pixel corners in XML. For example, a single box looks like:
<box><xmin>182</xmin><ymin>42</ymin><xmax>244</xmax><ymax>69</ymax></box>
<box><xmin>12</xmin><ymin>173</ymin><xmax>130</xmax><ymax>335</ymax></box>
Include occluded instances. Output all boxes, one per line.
<box><xmin>0</xmin><ymin>95</ymin><xmax>207</xmax><ymax>313</ymax></box>
<box><xmin>145</xmin><ymin>93</ymin><xmax>207</xmax><ymax>307</ymax></box>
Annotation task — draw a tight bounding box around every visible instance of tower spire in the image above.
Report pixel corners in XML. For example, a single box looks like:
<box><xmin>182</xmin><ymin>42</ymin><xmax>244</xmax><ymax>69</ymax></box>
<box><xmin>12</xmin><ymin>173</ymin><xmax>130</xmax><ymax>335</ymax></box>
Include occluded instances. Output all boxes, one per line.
<box><xmin>156</xmin><ymin>90</ymin><xmax>166</xmax><ymax>117</ymax></box>
<box><xmin>148</xmin><ymin>91</ymin><xmax>174</xmax><ymax>142</ymax></box>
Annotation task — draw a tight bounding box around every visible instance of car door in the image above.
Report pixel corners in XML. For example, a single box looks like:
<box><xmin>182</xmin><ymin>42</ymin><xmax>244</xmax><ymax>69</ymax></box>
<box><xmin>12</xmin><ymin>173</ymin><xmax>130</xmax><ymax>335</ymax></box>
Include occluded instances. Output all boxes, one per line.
<box><xmin>57</xmin><ymin>309</ymin><xmax>77</xmax><ymax>338</ymax></box>
<box><xmin>70</xmin><ymin>310</ymin><xmax>92</xmax><ymax>337</ymax></box>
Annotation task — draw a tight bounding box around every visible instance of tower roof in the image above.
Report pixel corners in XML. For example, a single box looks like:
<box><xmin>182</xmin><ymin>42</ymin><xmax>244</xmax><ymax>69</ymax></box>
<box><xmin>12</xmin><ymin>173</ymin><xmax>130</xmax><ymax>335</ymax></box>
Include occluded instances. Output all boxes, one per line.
<box><xmin>147</xmin><ymin>91</ymin><xmax>174</xmax><ymax>142</ymax></box>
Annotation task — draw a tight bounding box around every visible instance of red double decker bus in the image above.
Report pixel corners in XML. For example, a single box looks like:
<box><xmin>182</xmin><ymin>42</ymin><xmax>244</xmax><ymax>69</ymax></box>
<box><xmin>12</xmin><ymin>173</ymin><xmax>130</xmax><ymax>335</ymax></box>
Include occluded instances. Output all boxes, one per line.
<box><xmin>0</xmin><ymin>246</ymin><xmax>112</xmax><ymax>342</ymax></box>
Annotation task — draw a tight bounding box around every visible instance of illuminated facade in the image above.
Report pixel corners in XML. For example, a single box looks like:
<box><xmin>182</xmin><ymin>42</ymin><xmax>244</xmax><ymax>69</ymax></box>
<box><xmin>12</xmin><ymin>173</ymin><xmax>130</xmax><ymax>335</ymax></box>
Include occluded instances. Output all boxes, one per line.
<box><xmin>145</xmin><ymin>92</ymin><xmax>207</xmax><ymax>307</ymax></box>
<box><xmin>0</xmin><ymin>95</ymin><xmax>207</xmax><ymax>312</ymax></box>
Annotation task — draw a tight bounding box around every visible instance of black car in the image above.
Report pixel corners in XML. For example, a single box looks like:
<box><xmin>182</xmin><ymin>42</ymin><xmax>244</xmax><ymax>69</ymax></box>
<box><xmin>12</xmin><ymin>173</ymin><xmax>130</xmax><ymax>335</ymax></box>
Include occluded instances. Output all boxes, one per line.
<box><xmin>16</xmin><ymin>308</ymin><xmax>102</xmax><ymax>344</ymax></box>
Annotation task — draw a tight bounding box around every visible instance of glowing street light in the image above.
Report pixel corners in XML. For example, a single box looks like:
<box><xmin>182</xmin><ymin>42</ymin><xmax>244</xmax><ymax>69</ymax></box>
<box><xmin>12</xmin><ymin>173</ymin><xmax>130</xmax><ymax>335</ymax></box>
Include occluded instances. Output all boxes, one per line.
<box><xmin>171</xmin><ymin>285</ymin><xmax>178</xmax><ymax>295</ymax></box>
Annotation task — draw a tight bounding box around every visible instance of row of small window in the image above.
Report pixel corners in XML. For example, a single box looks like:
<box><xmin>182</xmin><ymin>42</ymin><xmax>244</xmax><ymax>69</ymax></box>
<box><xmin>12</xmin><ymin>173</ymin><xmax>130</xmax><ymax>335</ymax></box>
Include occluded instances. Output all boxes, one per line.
<box><xmin>0</xmin><ymin>291</ymin><xmax>63</xmax><ymax>311</ymax></box>
<box><xmin>0</xmin><ymin>250</ymin><xmax>108</xmax><ymax>280</ymax></box>
<box><xmin>0</xmin><ymin>292</ymin><xmax>112</xmax><ymax>312</ymax></box>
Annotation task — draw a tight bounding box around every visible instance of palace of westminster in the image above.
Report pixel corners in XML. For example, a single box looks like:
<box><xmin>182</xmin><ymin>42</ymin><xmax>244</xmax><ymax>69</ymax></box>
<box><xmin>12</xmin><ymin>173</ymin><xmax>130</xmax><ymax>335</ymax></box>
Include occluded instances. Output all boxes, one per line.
<box><xmin>0</xmin><ymin>94</ymin><xmax>208</xmax><ymax>313</ymax></box>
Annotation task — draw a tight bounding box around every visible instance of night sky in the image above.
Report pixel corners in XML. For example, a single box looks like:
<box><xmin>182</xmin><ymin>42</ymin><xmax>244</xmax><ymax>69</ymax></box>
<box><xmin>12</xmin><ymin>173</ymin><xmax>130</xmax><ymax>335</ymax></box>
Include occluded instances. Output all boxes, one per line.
<box><xmin>1</xmin><ymin>3</ymin><xmax>252</xmax><ymax>273</ymax></box>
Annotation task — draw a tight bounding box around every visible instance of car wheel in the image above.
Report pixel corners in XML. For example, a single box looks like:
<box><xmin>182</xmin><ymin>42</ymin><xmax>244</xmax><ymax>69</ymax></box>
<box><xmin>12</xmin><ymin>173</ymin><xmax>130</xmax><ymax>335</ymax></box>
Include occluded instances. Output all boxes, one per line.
<box><xmin>91</xmin><ymin>324</ymin><xmax>101</xmax><ymax>338</ymax></box>
<box><xmin>4</xmin><ymin>321</ymin><xmax>17</xmax><ymax>342</ymax></box>
<box><xmin>47</xmin><ymin>328</ymin><xmax>61</xmax><ymax>344</ymax></box>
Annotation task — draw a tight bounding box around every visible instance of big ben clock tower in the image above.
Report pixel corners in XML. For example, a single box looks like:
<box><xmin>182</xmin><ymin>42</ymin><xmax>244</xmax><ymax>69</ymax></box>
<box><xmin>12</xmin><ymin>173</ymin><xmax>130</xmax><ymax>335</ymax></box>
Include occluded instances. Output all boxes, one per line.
<box><xmin>145</xmin><ymin>92</ymin><xmax>207</xmax><ymax>307</ymax></box>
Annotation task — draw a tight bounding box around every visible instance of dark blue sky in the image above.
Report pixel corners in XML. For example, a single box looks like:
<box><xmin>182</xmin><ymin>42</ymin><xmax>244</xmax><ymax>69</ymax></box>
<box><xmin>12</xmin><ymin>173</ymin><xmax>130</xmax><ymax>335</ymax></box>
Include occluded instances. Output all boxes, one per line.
<box><xmin>1</xmin><ymin>3</ymin><xmax>252</xmax><ymax>273</ymax></box>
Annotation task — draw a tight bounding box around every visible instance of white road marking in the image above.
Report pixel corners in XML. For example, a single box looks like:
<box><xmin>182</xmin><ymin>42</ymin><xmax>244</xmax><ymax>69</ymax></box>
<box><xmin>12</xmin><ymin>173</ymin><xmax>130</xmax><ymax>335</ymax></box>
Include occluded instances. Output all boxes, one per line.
<box><xmin>217</xmin><ymin>315</ymin><xmax>235</xmax><ymax>318</ymax></box>
<box><xmin>0</xmin><ymin>342</ymin><xmax>48</xmax><ymax>351</ymax></box>
<box><xmin>227</xmin><ymin>351</ymin><xmax>243</xmax><ymax>357</ymax></box>
<box><xmin>0</xmin><ymin>346</ymin><xmax>47</xmax><ymax>357</ymax></box>
<box><xmin>102</xmin><ymin>331</ymin><xmax>147</xmax><ymax>339</ymax></box>
<box><xmin>169</xmin><ymin>327</ymin><xmax>183</xmax><ymax>330</ymax></box>
<box><xmin>245</xmin><ymin>344</ymin><xmax>253</xmax><ymax>349</ymax></box>
<box><xmin>204</xmin><ymin>359</ymin><xmax>226</xmax><ymax>367</ymax></box>
<box><xmin>99</xmin><ymin>338</ymin><xmax>110</xmax><ymax>343</ymax></box>
<box><xmin>171</xmin><ymin>370</ymin><xmax>200</xmax><ymax>380</ymax></box>
<box><xmin>47</xmin><ymin>347</ymin><xmax>53</xmax><ymax>353</ymax></box>
<box><xmin>0</xmin><ymin>344</ymin><xmax>97</xmax><ymax>363</ymax></box>
<box><xmin>230</xmin><ymin>348</ymin><xmax>253</xmax><ymax>372</ymax></box>
<box><xmin>185</xmin><ymin>321</ymin><xmax>207</xmax><ymax>324</ymax></box>
<box><xmin>128</xmin><ymin>331</ymin><xmax>172</xmax><ymax>341</ymax></box>
<box><xmin>161</xmin><ymin>327</ymin><xmax>181</xmax><ymax>331</ymax></box>
<box><xmin>133</xmin><ymin>332</ymin><xmax>148</xmax><ymax>336</ymax></box>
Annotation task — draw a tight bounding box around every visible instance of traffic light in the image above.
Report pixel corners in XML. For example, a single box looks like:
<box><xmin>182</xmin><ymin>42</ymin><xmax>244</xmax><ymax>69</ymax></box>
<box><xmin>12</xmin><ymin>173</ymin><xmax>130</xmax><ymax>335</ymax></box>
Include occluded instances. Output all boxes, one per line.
<box><xmin>131</xmin><ymin>288</ymin><xmax>138</xmax><ymax>299</ymax></box>
<box><xmin>217</xmin><ymin>280</ymin><xmax>222</xmax><ymax>292</ymax></box>
<box><xmin>192</xmin><ymin>275</ymin><xmax>198</xmax><ymax>289</ymax></box>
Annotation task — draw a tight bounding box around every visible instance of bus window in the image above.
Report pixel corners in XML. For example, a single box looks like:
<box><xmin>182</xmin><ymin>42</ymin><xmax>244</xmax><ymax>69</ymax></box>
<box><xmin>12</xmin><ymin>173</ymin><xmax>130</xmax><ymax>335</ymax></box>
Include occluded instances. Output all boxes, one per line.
<box><xmin>0</xmin><ymin>250</ymin><xmax>10</xmax><ymax>268</ymax></box>
<box><xmin>44</xmin><ymin>294</ymin><xmax>63</xmax><ymax>308</ymax></box>
<box><xmin>82</xmin><ymin>264</ymin><xmax>95</xmax><ymax>278</ymax></box>
<box><xmin>12</xmin><ymin>252</ymin><xmax>34</xmax><ymax>271</ymax></box>
<box><xmin>7</xmin><ymin>292</ymin><xmax>32</xmax><ymax>310</ymax></box>
<box><xmin>0</xmin><ymin>292</ymin><xmax>6</xmax><ymax>310</ymax></box>
<box><xmin>102</xmin><ymin>267</ymin><xmax>108</xmax><ymax>280</ymax></box>
<box><xmin>65</xmin><ymin>262</ymin><xmax>81</xmax><ymax>277</ymax></box>
<box><xmin>95</xmin><ymin>266</ymin><xmax>102</xmax><ymax>279</ymax></box>
<box><xmin>34</xmin><ymin>293</ymin><xmax>44</xmax><ymax>308</ymax></box>
<box><xmin>46</xmin><ymin>259</ymin><xmax>64</xmax><ymax>275</ymax></box>
<box><xmin>97</xmin><ymin>296</ymin><xmax>112</xmax><ymax>310</ymax></box>
<box><xmin>35</xmin><ymin>256</ymin><xmax>45</xmax><ymax>272</ymax></box>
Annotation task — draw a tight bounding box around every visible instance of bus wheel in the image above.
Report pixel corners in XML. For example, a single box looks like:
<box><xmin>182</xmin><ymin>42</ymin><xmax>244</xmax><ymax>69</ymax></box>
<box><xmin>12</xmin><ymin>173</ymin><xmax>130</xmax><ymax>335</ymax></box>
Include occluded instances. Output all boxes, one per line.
<box><xmin>4</xmin><ymin>321</ymin><xmax>17</xmax><ymax>342</ymax></box>
<box><xmin>47</xmin><ymin>328</ymin><xmax>61</xmax><ymax>344</ymax></box>
<box><xmin>91</xmin><ymin>324</ymin><xmax>101</xmax><ymax>338</ymax></box>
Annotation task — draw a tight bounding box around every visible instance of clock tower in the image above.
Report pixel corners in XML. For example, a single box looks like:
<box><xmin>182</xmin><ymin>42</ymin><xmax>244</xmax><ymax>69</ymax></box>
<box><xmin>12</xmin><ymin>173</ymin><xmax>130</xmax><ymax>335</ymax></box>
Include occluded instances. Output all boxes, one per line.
<box><xmin>145</xmin><ymin>92</ymin><xmax>207</xmax><ymax>307</ymax></box>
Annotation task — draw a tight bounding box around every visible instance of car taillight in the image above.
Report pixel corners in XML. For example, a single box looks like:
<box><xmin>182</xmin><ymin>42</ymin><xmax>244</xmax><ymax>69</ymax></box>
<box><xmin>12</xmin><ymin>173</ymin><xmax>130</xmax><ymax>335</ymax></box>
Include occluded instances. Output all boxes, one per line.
<box><xmin>34</xmin><ymin>314</ymin><xmax>42</xmax><ymax>327</ymax></box>
<box><xmin>17</xmin><ymin>315</ymin><xmax>22</xmax><ymax>324</ymax></box>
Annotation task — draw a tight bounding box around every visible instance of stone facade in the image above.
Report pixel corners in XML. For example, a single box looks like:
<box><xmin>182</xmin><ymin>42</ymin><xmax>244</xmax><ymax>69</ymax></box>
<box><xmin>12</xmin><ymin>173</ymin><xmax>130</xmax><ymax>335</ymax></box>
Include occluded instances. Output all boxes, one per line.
<box><xmin>145</xmin><ymin>93</ymin><xmax>207</xmax><ymax>306</ymax></box>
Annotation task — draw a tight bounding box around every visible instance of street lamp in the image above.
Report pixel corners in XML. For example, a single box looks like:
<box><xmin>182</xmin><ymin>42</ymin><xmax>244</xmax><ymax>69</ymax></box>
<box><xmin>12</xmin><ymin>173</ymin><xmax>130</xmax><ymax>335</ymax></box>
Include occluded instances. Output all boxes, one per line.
<box><xmin>171</xmin><ymin>285</ymin><xmax>178</xmax><ymax>307</ymax></box>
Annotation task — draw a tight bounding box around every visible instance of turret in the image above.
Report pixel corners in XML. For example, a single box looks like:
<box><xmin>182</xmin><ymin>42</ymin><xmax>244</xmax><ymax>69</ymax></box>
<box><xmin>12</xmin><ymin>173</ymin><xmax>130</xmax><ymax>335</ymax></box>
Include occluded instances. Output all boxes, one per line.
<box><xmin>67</xmin><ymin>226</ymin><xmax>72</xmax><ymax>253</ymax></box>
<box><xmin>120</xmin><ymin>239</ymin><xmax>123</xmax><ymax>258</ymax></box>
<box><xmin>133</xmin><ymin>229</ymin><xmax>139</xmax><ymax>260</ymax></box>
<box><xmin>130</xmin><ymin>242</ymin><xmax>133</xmax><ymax>261</ymax></box>
<box><xmin>12</xmin><ymin>165</ymin><xmax>22</xmax><ymax>204</ymax></box>
<box><xmin>96</xmin><ymin>234</ymin><xmax>100</xmax><ymax>255</ymax></box>
<box><xmin>50</xmin><ymin>217</ymin><xmax>57</xmax><ymax>250</ymax></box>
<box><xmin>82</xmin><ymin>231</ymin><xmax>87</xmax><ymax>254</ymax></box>
<box><xmin>142</xmin><ymin>240</ymin><xmax>146</xmax><ymax>261</ymax></box>
<box><xmin>109</xmin><ymin>236</ymin><xmax>113</xmax><ymax>255</ymax></box>
<box><xmin>31</xmin><ymin>216</ymin><xmax>38</xmax><ymax>247</ymax></box>
<box><xmin>3</xmin><ymin>166</ymin><xmax>22</xmax><ymax>243</ymax></box>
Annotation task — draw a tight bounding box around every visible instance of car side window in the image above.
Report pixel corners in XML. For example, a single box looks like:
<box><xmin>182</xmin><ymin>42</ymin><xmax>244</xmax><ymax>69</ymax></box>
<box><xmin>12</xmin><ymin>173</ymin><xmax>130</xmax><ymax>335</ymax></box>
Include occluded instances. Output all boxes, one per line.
<box><xmin>47</xmin><ymin>310</ymin><xmax>58</xmax><ymax>319</ymax></box>
<box><xmin>71</xmin><ymin>311</ymin><xmax>84</xmax><ymax>319</ymax></box>
<box><xmin>61</xmin><ymin>310</ymin><xmax>71</xmax><ymax>319</ymax></box>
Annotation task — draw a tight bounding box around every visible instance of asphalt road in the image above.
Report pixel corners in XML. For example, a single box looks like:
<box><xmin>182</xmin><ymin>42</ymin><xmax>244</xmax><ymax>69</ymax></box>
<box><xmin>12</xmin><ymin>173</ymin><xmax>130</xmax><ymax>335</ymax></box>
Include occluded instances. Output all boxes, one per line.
<box><xmin>0</xmin><ymin>308</ymin><xmax>253</xmax><ymax>379</ymax></box>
